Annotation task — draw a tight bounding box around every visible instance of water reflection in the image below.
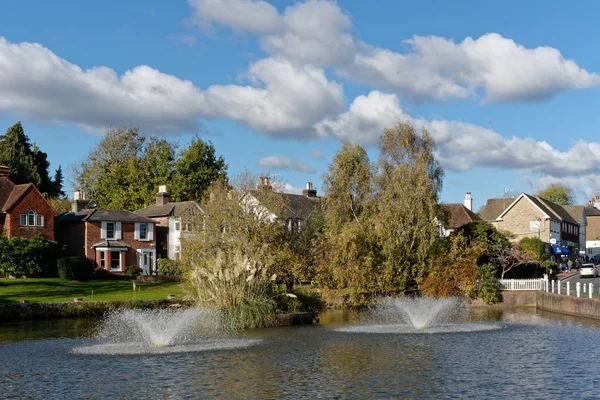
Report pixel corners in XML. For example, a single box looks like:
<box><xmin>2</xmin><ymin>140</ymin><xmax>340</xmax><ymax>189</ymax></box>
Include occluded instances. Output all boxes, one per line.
<box><xmin>2</xmin><ymin>308</ymin><xmax>600</xmax><ymax>398</ymax></box>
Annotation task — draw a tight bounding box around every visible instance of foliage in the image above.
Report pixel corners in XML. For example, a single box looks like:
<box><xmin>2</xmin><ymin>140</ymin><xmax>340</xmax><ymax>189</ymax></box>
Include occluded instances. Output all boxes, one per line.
<box><xmin>316</xmin><ymin>122</ymin><xmax>445</xmax><ymax>303</ymax></box>
<box><xmin>125</xmin><ymin>265</ymin><xmax>143</xmax><ymax>277</ymax></box>
<box><xmin>519</xmin><ymin>237</ymin><xmax>547</xmax><ymax>263</ymax></box>
<box><xmin>171</xmin><ymin>135</ymin><xmax>228</xmax><ymax>202</ymax></box>
<box><xmin>72</xmin><ymin>127</ymin><xmax>228</xmax><ymax>210</ymax></box>
<box><xmin>49</xmin><ymin>197</ymin><xmax>72</xmax><ymax>214</ymax></box>
<box><xmin>537</xmin><ymin>184</ymin><xmax>574</xmax><ymax>205</ymax></box>
<box><xmin>477</xmin><ymin>263</ymin><xmax>503</xmax><ymax>304</ymax></box>
<box><xmin>93</xmin><ymin>268</ymin><xmax>125</xmax><ymax>280</ymax></box>
<box><xmin>57</xmin><ymin>256</ymin><xmax>94</xmax><ymax>281</ymax></box>
<box><xmin>454</xmin><ymin>221</ymin><xmax>511</xmax><ymax>263</ymax></box>
<box><xmin>0</xmin><ymin>122</ymin><xmax>63</xmax><ymax>197</ymax></box>
<box><xmin>157</xmin><ymin>258</ymin><xmax>184</xmax><ymax>275</ymax></box>
<box><xmin>284</xmin><ymin>212</ymin><xmax>325</xmax><ymax>283</ymax></box>
<box><xmin>421</xmin><ymin>232</ymin><xmax>482</xmax><ymax>299</ymax></box>
<box><xmin>0</xmin><ymin>234</ymin><xmax>62</xmax><ymax>277</ymax></box>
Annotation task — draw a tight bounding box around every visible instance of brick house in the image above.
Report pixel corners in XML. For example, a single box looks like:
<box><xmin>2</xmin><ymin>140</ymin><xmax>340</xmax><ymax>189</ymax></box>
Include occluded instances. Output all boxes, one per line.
<box><xmin>488</xmin><ymin>193</ymin><xmax>580</xmax><ymax>259</ymax></box>
<box><xmin>438</xmin><ymin>193</ymin><xmax>481</xmax><ymax>237</ymax></box>
<box><xmin>56</xmin><ymin>191</ymin><xmax>157</xmax><ymax>274</ymax></box>
<box><xmin>0</xmin><ymin>164</ymin><xmax>56</xmax><ymax>240</ymax></box>
<box><xmin>135</xmin><ymin>185</ymin><xmax>203</xmax><ymax>260</ymax></box>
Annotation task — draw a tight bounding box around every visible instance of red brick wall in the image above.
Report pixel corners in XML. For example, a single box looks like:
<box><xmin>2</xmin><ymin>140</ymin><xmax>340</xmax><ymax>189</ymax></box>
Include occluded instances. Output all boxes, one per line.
<box><xmin>5</xmin><ymin>187</ymin><xmax>56</xmax><ymax>240</ymax></box>
<box><xmin>56</xmin><ymin>222</ymin><xmax>86</xmax><ymax>257</ymax></box>
<box><xmin>151</xmin><ymin>216</ymin><xmax>169</xmax><ymax>258</ymax></box>
<box><xmin>85</xmin><ymin>221</ymin><xmax>156</xmax><ymax>272</ymax></box>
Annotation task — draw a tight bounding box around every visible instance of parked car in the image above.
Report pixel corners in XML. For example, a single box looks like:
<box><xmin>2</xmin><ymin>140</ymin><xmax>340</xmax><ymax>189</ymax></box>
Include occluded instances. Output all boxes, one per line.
<box><xmin>579</xmin><ymin>263</ymin><xmax>598</xmax><ymax>278</ymax></box>
<box><xmin>590</xmin><ymin>254</ymin><xmax>600</xmax><ymax>264</ymax></box>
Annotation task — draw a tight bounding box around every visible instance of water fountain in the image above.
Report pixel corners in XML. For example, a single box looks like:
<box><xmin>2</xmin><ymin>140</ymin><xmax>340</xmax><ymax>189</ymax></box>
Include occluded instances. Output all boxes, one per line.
<box><xmin>72</xmin><ymin>308</ymin><xmax>261</xmax><ymax>355</ymax></box>
<box><xmin>336</xmin><ymin>297</ymin><xmax>502</xmax><ymax>334</ymax></box>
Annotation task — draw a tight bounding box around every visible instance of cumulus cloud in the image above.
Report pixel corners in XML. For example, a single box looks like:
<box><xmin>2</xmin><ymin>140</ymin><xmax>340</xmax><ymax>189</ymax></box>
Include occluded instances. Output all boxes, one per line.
<box><xmin>317</xmin><ymin>90</ymin><xmax>600</xmax><ymax>182</ymax></box>
<box><xmin>204</xmin><ymin>57</ymin><xmax>344</xmax><ymax>136</ymax></box>
<box><xmin>190</xmin><ymin>1</ymin><xmax>600</xmax><ymax>102</ymax></box>
<box><xmin>258</xmin><ymin>155</ymin><xmax>315</xmax><ymax>173</ymax></box>
<box><xmin>344</xmin><ymin>33</ymin><xmax>600</xmax><ymax>102</ymax></box>
<box><xmin>0</xmin><ymin>37</ymin><xmax>343</xmax><ymax>136</ymax></box>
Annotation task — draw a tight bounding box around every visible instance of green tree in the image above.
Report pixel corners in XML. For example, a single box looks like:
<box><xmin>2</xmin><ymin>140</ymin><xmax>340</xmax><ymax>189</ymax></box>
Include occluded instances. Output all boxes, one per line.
<box><xmin>375</xmin><ymin>121</ymin><xmax>444</xmax><ymax>291</ymax></box>
<box><xmin>0</xmin><ymin>122</ymin><xmax>63</xmax><ymax>197</ymax></box>
<box><xmin>0</xmin><ymin>234</ymin><xmax>62</xmax><ymax>277</ymax></box>
<box><xmin>53</xmin><ymin>166</ymin><xmax>65</xmax><ymax>198</ymax></box>
<box><xmin>537</xmin><ymin>184</ymin><xmax>574</xmax><ymax>205</ymax></box>
<box><xmin>171</xmin><ymin>136</ymin><xmax>228</xmax><ymax>202</ymax></box>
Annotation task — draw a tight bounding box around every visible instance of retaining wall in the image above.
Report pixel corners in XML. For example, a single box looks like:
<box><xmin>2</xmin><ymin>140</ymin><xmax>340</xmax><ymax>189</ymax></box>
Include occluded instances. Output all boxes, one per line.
<box><xmin>536</xmin><ymin>291</ymin><xmax>600</xmax><ymax>320</ymax></box>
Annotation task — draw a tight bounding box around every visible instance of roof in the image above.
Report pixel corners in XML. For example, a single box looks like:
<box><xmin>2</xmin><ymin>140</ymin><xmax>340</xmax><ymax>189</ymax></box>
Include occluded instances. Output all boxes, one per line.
<box><xmin>585</xmin><ymin>205</ymin><xmax>600</xmax><ymax>217</ymax></box>
<box><xmin>247</xmin><ymin>191</ymin><xmax>321</xmax><ymax>220</ymax></box>
<box><xmin>533</xmin><ymin>196</ymin><xmax>579</xmax><ymax>224</ymax></box>
<box><xmin>479</xmin><ymin>198</ymin><xmax>516</xmax><ymax>221</ymax></box>
<box><xmin>91</xmin><ymin>240</ymin><xmax>130</xmax><ymax>248</ymax></box>
<box><xmin>440</xmin><ymin>203</ymin><xmax>481</xmax><ymax>229</ymax></box>
<box><xmin>562</xmin><ymin>205</ymin><xmax>585</xmax><ymax>223</ymax></box>
<box><xmin>135</xmin><ymin>201</ymin><xmax>201</xmax><ymax>218</ymax></box>
<box><xmin>0</xmin><ymin>177</ymin><xmax>35</xmax><ymax>212</ymax></box>
<box><xmin>58</xmin><ymin>209</ymin><xmax>155</xmax><ymax>223</ymax></box>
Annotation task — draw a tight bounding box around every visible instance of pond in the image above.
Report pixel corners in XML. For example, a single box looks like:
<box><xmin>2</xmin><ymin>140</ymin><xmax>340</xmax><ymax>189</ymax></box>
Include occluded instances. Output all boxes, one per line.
<box><xmin>1</xmin><ymin>306</ymin><xmax>600</xmax><ymax>399</ymax></box>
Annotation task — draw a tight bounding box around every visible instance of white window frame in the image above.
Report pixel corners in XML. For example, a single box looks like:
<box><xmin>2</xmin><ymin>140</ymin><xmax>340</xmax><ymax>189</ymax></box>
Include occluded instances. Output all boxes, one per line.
<box><xmin>106</xmin><ymin>222</ymin><xmax>116</xmax><ymax>240</ymax></box>
<box><xmin>134</xmin><ymin>222</ymin><xmax>153</xmax><ymax>241</ymax></box>
<box><xmin>96</xmin><ymin>247</ymin><xmax>126</xmax><ymax>272</ymax></box>
<box><xmin>101</xmin><ymin>221</ymin><xmax>122</xmax><ymax>240</ymax></box>
<box><xmin>19</xmin><ymin>209</ymin><xmax>44</xmax><ymax>227</ymax></box>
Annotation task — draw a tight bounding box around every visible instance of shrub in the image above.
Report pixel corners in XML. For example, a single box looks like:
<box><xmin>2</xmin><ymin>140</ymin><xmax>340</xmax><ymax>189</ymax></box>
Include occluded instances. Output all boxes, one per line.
<box><xmin>157</xmin><ymin>258</ymin><xmax>183</xmax><ymax>276</ymax></box>
<box><xmin>57</xmin><ymin>256</ymin><xmax>94</xmax><ymax>281</ymax></box>
<box><xmin>477</xmin><ymin>263</ymin><xmax>502</xmax><ymax>304</ymax></box>
<box><xmin>0</xmin><ymin>234</ymin><xmax>63</xmax><ymax>277</ymax></box>
<box><xmin>125</xmin><ymin>265</ymin><xmax>142</xmax><ymax>277</ymax></box>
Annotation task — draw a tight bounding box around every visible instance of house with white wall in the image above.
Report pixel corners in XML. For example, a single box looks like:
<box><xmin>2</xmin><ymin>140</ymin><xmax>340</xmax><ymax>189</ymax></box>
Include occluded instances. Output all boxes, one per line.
<box><xmin>135</xmin><ymin>185</ymin><xmax>203</xmax><ymax>260</ymax></box>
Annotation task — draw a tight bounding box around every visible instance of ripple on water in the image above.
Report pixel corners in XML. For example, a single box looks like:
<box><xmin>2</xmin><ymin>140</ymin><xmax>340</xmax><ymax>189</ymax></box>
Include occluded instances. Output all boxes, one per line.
<box><xmin>335</xmin><ymin>323</ymin><xmax>504</xmax><ymax>334</ymax></box>
<box><xmin>72</xmin><ymin>338</ymin><xmax>262</xmax><ymax>355</ymax></box>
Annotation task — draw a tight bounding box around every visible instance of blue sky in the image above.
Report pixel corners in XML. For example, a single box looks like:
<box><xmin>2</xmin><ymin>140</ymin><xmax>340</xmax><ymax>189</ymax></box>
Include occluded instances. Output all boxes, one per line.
<box><xmin>1</xmin><ymin>0</ymin><xmax>600</xmax><ymax>211</ymax></box>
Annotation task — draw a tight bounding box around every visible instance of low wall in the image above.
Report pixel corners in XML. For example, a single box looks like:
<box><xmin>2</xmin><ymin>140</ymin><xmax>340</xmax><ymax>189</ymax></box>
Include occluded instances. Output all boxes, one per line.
<box><xmin>536</xmin><ymin>291</ymin><xmax>600</xmax><ymax>320</ymax></box>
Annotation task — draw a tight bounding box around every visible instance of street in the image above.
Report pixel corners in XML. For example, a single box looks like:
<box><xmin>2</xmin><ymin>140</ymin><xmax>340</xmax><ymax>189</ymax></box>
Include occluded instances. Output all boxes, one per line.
<box><xmin>562</xmin><ymin>272</ymin><xmax>600</xmax><ymax>295</ymax></box>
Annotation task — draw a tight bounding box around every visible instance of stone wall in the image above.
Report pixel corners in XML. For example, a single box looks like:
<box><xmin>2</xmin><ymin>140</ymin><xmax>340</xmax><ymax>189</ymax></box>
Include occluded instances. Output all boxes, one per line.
<box><xmin>494</xmin><ymin>197</ymin><xmax>549</xmax><ymax>242</ymax></box>
<box><xmin>536</xmin><ymin>291</ymin><xmax>600</xmax><ymax>320</ymax></box>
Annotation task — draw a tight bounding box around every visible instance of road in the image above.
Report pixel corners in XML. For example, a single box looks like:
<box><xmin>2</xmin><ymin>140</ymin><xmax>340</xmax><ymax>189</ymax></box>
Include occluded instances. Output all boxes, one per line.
<box><xmin>562</xmin><ymin>272</ymin><xmax>600</xmax><ymax>296</ymax></box>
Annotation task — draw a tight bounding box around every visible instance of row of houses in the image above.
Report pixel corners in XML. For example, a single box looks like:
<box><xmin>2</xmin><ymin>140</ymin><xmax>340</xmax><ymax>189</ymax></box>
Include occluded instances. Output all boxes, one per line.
<box><xmin>0</xmin><ymin>165</ymin><xmax>320</xmax><ymax>275</ymax></box>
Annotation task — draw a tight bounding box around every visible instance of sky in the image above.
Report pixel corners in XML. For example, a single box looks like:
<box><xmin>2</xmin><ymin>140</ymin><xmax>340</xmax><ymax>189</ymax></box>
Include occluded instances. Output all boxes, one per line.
<box><xmin>1</xmin><ymin>0</ymin><xmax>600</xmax><ymax>211</ymax></box>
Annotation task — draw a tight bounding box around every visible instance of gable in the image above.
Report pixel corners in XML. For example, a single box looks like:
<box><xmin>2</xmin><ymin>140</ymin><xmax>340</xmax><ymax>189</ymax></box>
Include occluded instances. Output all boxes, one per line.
<box><xmin>498</xmin><ymin>194</ymin><xmax>551</xmax><ymax>221</ymax></box>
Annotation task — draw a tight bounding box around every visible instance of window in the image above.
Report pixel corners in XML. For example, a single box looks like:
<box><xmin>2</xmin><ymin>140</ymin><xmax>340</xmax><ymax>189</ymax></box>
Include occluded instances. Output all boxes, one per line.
<box><xmin>175</xmin><ymin>222</ymin><xmax>180</xmax><ymax>231</ymax></box>
<box><xmin>100</xmin><ymin>251</ymin><xmax>105</xmax><ymax>269</ymax></box>
<box><xmin>106</xmin><ymin>222</ymin><xmax>115</xmax><ymax>240</ymax></box>
<box><xmin>139</xmin><ymin>223</ymin><xmax>148</xmax><ymax>240</ymax></box>
<box><xmin>19</xmin><ymin>210</ymin><xmax>44</xmax><ymax>227</ymax></box>
<box><xmin>174</xmin><ymin>245</ymin><xmax>181</xmax><ymax>260</ymax></box>
<box><xmin>530</xmin><ymin>220</ymin><xmax>540</xmax><ymax>232</ymax></box>
<box><xmin>110</xmin><ymin>251</ymin><xmax>121</xmax><ymax>270</ymax></box>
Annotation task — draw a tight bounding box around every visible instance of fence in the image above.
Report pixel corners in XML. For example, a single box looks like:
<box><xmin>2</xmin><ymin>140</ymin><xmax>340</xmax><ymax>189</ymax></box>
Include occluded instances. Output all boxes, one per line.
<box><xmin>500</xmin><ymin>278</ymin><xmax>546</xmax><ymax>291</ymax></box>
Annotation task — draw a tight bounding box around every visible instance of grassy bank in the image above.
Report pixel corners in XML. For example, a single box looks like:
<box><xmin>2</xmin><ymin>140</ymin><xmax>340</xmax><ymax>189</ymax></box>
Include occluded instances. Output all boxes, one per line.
<box><xmin>0</xmin><ymin>278</ymin><xmax>184</xmax><ymax>304</ymax></box>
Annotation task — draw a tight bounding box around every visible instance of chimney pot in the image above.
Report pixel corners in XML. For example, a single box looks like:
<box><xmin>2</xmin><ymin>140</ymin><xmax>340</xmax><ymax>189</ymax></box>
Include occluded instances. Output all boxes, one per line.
<box><xmin>302</xmin><ymin>182</ymin><xmax>317</xmax><ymax>198</ymax></box>
<box><xmin>464</xmin><ymin>192</ymin><xmax>473</xmax><ymax>211</ymax></box>
<box><xmin>71</xmin><ymin>191</ymin><xmax>89</xmax><ymax>213</ymax></box>
<box><xmin>156</xmin><ymin>184</ymin><xmax>171</xmax><ymax>206</ymax></box>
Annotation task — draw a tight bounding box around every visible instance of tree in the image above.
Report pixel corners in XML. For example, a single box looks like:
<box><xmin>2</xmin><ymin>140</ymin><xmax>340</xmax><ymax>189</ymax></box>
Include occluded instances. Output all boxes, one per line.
<box><xmin>375</xmin><ymin>121</ymin><xmax>444</xmax><ymax>291</ymax></box>
<box><xmin>72</xmin><ymin>127</ymin><xmax>177</xmax><ymax>210</ymax></box>
<box><xmin>0</xmin><ymin>234</ymin><xmax>62</xmax><ymax>277</ymax></box>
<box><xmin>537</xmin><ymin>184</ymin><xmax>574</xmax><ymax>205</ymax></box>
<box><xmin>171</xmin><ymin>136</ymin><xmax>228</xmax><ymax>202</ymax></box>
<box><xmin>53</xmin><ymin>166</ymin><xmax>65</xmax><ymax>198</ymax></box>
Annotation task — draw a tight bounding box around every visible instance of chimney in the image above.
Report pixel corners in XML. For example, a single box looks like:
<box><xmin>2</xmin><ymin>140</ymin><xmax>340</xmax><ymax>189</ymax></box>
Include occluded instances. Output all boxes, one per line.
<box><xmin>464</xmin><ymin>192</ymin><xmax>472</xmax><ymax>211</ymax></box>
<box><xmin>258</xmin><ymin>176</ymin><xmax>272</xmax><ymax>191</ymax></box>
<box><xmin>156</xmin><ymin>184</ymin><xmax>170</xmax><ymax>206</ymax></box>
<box><xmin>302</xmin><ymin>182</ymin><xmax>317</xmax><ymax>198</ymax></box>
<box><xmin>71</xmin><ymin>190</ymin><xmax>88</xmax><ymax>213</ymax></box>
<box><xmin>0</xmin><ymin>164</ymin><xmax>9</xmax><ymax>179</ymax></box>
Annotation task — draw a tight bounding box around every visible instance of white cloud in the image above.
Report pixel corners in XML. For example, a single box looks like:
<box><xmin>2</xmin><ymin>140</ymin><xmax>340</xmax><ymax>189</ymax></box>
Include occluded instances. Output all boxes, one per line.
<box><xmin>318</xmin><ymin>90</ymin><xmax>600</xmax><ymax>184</ymax></box>
<box><xmin>0</xmin><ymin>37</ymin><xmax>207</xmax><ymax>133</ymax></box>
<box><xmin>284</xmin><ymin>182</ymin><xmax>303</xmax><ymax>195</ymax></box>
<box><xmin>190</xmin><ymin>1</ymin><xmax>600</xmax><ymax>102</ymax></box>
<box><xmin>204</xmin><ymin>57</ymin><xmax>344</xmax><ymax>136</ymax></box>
<box><xmin>343</xmin><ymin>33</ymin><xmax>600</xmax><ymax>102</ymax></box>
<box><xmin>188</xmin><ymin>0</ymin><xmax>284</xmax><ymax>34</ymax></box>
<box><xmin>258</xmin><ymin>155</ymin><xmax>315</xmax><ymax>173</ymax></box>
<box><xmin>0</xmin><ymin>37</ymin><xmax>343</xmax><ymax>137</ymax></box>
<box><xmin>310</xmin><ymin>149</ymin><xmax>324</xmax><ymax>159</ymax></box>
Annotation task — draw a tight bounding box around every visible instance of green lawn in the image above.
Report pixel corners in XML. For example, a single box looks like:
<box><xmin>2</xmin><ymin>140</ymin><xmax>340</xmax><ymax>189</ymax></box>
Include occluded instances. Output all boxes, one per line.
<box><xmin>0</xmin><ymin>278</ymin><xmax>185</xmax><ymax>304</ymax></box>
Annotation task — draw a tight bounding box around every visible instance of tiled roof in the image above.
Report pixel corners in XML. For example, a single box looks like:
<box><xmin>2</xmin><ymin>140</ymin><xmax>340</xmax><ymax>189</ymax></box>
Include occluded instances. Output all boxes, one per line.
<box><xmin>58</xmin><ymin>209</ymin><xmax>155</xmax><ymax>223</ymax></box>
<box><xmin>533</xmin><ymin>195</ymin><xmax>578</xmax><ymax>224</ymax></box>
<box><xmin>562</xmin><ymin>205</ymin><xmax>585</xmax><ymax>223</ymax></box>
<box><xmin>135</xmin><ymin>201</ymin><xmax>200</xmax><ymax>218</ymax></box>
<box><xmin>479</xmin><ymin>198</ymin><xmax>516</xmax><ymax>221</ymax></box>
<box><xmin>441</xmin><ymin>203</ymin><xmax>482</xmax><ymax>229</ymax></box>
<box><xmin>250</xmin><ymin>191</ymin><xmax>320</xmax><ymax>220</ymax></box>
<box><xmin>0</xmin><ymin>177</ymin><xmax>35</xmax><ymax>212</ymax></box>
<box><xmin>585</xmin><ymin>205</ymin><xmax>600</xmax><ymax>217</ymax></box>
